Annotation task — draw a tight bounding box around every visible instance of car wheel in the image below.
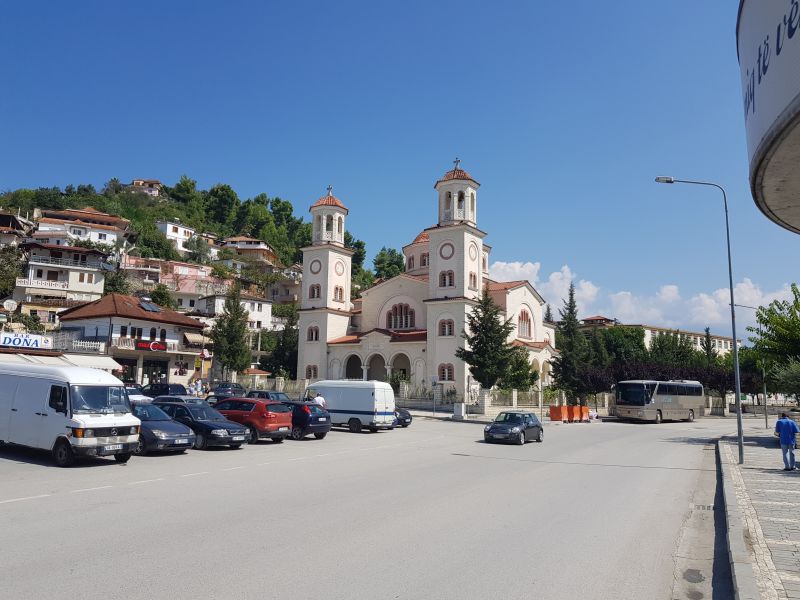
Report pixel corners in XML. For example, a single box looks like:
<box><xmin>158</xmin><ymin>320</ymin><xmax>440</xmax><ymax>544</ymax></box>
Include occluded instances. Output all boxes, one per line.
<box><xmin>114</xmin><ymin>452</ymin><xmax>132</xmax><ymax>464</ymax></box>
<box><xmin>273</xmin><ymin>437</ymin><xmax>284</xmax><ymax>444</ymax></box>
<box><xmin>230</xmin><ymin>444</ymin><xmax>242</xmax><ymax>449</ymax></box>
<box><xmin>687</xmin><ymin>410</ymin><xmax>694</xmax><ymax>423</ymax></box>
<box><xmin>655</xmin><ymin>411</ymin><xmax>662</xmax><ymax>424</ymax></box>
<box><xmin>53</xmin><ymin>439</ymin><xmax>75</xmax><ymax>468</ymax></box>
<box><xmin>517</xmin><ymin>430</ymin><xmax>525</xmax><ymax>445</ymax></box>
<box><xmin>484</xmin><ymin>436</ymin><xmax>492</xmax><ymax>444</ymax></box>
<box><xmin>194</xmin><ymin>433</ymin><xmax>208</xmax><ymax>450</ymax></box>
<box><xmin>401</xmin><ymin>422</ymin><xmax>410</xmax><ymax>428</ymax></box>
<box><xmin>369</xmin><ymin>426</ymin><xmax>378</xmax><ymax>433</ymax></box>
<box><xmin>291</xmin><ymin>427</ymin><xmax>304</xmax><ymax>441</ymax></box>
<box><xmin>348</xmin><ymin>419</ymin><xmax>362</xmax><ymax>433</ymax></box>
<box><xmin>536</xmin><ymin>428</ymin><xmax>543</xmax><ymax>443</ymax></box>
<box><xmin>134</xmin><ymin>436</ymin><xmax>147</xmax><ymax>456</ymax></box>
<box><xmin>249</xmin><ymin>426</ymin><xmax>260</xmax><ymax>444</ymax></box>
<box><xmin>314</xmin><ymin>432</ymin><xmax>327</xmax><ymax>440</ymax></box>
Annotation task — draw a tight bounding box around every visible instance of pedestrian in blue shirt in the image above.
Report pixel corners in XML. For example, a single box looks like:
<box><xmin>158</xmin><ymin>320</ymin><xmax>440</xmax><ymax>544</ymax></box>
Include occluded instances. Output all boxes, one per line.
<box><xmin>775</xmin><ymin>413</ymin><xmax>800</xmax><ymax>471</ymax></box>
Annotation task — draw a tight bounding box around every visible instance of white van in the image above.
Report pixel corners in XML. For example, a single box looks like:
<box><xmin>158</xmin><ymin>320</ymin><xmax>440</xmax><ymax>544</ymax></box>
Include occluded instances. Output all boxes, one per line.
<box><xmin>0</xmin><ymin>364</ymin><xmax>140</xmax><ymax>467</ymax></box>
<box><xmin>305</xmin><ymin>380</ymin><xmax>396</xmax><ymax>433</ymax></box>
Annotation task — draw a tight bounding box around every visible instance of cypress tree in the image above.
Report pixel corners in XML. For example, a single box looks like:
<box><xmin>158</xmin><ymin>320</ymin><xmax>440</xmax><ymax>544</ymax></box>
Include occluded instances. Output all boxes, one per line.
<box><xmin>211</xmin><ymin>283</ymin><xmax>251</xmax><ymax>378</ymax></box>
<box><xmin>552</xmin><ymin>282</ymin><xmax>589</xmax><ymax>404</ymax></box>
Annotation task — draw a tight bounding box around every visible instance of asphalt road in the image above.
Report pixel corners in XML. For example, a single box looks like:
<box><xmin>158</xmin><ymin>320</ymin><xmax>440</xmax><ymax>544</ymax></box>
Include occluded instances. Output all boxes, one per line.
<box><xmin>0</xmin><ymin>416</ymin><xmax>753</xmax><ymax>600</ymax></box>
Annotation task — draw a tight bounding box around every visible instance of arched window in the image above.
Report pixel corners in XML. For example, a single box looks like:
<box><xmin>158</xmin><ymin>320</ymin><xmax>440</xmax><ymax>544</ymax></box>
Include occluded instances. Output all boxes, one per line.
<box><xmin>316</xmin><ymin>214</ymin><xmax>322</xmax><ymax>231</ymax></box>
<box><xmin>159</xmin><ymin>328</ymin><xmax>166</xmax><ymax>342</ymax></box>
<box><xmin>457</xmin><ymin>191</ymin><xmax>465</xmax><ymax>210</ymax></box>
<box><xmin>333</xmin><ymin>286</ymin><xmax>344</xmax><ymax>302</ymax></box>
<box><xmin>337</xmin><ymin>216</ymin><xmax>343</xmax><ymax>234</ymax></box>
<box><xmin>445</xmin><ymin>191</ymin><xmax>452</xmax><ymax>210</ymax></box>
<box><xmin>482</xmin><ymin>256</ymin><xmax>487</xmax><ymax>271</ymax></box>
<box><xmin>307</xmin><ymin>326</ymin><xmax>319</xmax><ymax>341</ymax></box>
<box><xmin>309</xmin><ymin>284</ymin><xmax>321</xmax><ymax>299</ymax></box>
<box><xmin>470</xmin><ymin>192</ymin><xmax>475</xmax><ymax>215</ymax></box>
<box><xmin>518</xmin><ymin>310</ymin><xmax>532</xmax><ymax>339</ymax></box>
<box><xmin>468</xmin><ymin>272</ymin><xmax>478</xmax><ymax>289</ymax></box>
<box><xmin>386</xmin><ymin>303</ymin><xmax>415</xmax><ymax>330</ymax></box>
<box><xmin>438</xmin><ymin>363</ymin><xmax>454</xmax><ymax>381</ymax></box>
<box><xmin>149</xmin><ymin>327</ymin><xmax>156</xmax><ymax>341</ymax></box>
<box><xmin>325</xmin><ymin>215</ymin><xmax>333</xmax><ymax>232</ymax></box>
<box><xmin>420</xmin><ymin>253</ymin><xmax>429</xmax><ymax>267</ymax></box>
<box><xmin>407</xmin><ymin>256</ymin><xmax>414</xmax><ymax>270</ymax></box>
<box><xmin>439</xmin><ymin>270</ymin><xmax>454</xmax><ymax>287</ymax></box>
<box><xmin>305</xmin><ymin>365</ymin><xmax>318</xmax><ymax>379</ymax></box>
<box><xmin>438</xmin><ymin>319</ymin><xmax>454</xmax><ymax>336</ymax></box>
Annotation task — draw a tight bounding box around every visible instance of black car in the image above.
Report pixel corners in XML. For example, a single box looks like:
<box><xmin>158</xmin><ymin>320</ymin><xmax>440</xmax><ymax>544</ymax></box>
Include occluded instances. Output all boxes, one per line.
<box><xmin>141</xmin><ymin>383</ymin><xmax>188</xmax><ymax>398</ymax></box>
<box><xmin>155</xmin><ymin>402</ymin><xmax>249</xmax><ymax>449</ymax></box>
<box><xmin>131</xmin><ymin>403</ymin><xmax>196</xmax><ymax>455</ymax></box>
<box><xmin>124</xmin><ymin>382</ymin><xmax>144</xmax><ymax>394</ymax></box>
<box><xmin>282</xmin><ymin>401</ymin><xmax>332</xmax><ymax>440</ymax></box>
<box><xmin>394</xmin><ymin>406</ymin><xmax>412</xmax><ymax>428</ymax></box>
<box><xmin>211</xmin><ymin>382</ymin><xmax>247</xmax><ymax>398</ymax></box>
<box><xmin>152</xmin><ymin>394</ymin><xmax>209</xmax><ymax>405</ymax></box>
<box><xmin>484</xmin><ymin>411</ymin><xmax>543</xmax><ymax>445</ymax></box>
<box><xmin>247</xmin><ymin>390</ymin><xmax>292</xmax><ymax>402</ymax></box>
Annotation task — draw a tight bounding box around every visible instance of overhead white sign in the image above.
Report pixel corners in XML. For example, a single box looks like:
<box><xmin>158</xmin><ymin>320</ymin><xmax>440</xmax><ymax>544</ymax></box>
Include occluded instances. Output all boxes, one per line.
<box><xmin>0</xmin><ymin>332</ymin><xmax>54</xmax><ymax>350</ymax></box>
<box><xmin>738</xmin><ymin>0</ymin><xmax>800</xmax><ymax>164</ymax></box>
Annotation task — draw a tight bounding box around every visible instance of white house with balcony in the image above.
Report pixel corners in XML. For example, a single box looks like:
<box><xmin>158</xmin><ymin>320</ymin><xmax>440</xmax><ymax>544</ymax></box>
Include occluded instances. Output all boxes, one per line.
<box><xmin>34</xmin><ymin>207</ymin><xmax>130</xmax><ymax>247</ymax></box>
<box><xmin>13</xmin><ymin>242</ymin><xmax>108</xmax><ymax>329</ymax></box>
<box><xmin>56</xmin><ymin>293</ymin><xmax>207</xmax><ymax>386</ymax></box>
<box><xmin>197</xmin><ymin>292</ymin><xmax>279</xmax><ymax>331</ymax></box>
<box><xmin>156</xmin><ymin>220</ymin><xmax>196</xmax><ymax>254</ymax></box>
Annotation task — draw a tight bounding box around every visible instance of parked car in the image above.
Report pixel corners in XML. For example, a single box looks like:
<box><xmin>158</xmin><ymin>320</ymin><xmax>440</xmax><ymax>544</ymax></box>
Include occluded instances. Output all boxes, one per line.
<box><xmin>131</xmin><ymin>403</ymin><xmax>195</xmax><ymax>455</ymax></box>
<box><xmin>211</xmin><ymin>382</ymin><xmax>247</xmax><ymax>398</ymax></box>
<box><xmin>124</xmin><ymin>382</ymin><xmax>144</xmax><ymax>394</ymax></box>
<box><xmin>282</xmin><ymin>401</ymin><xmax>332</xmax><ymax>440</ymax></box>
<box><xmin>247</xmin><ymin>390</ymin><xmax>292</xmax><ymax>402</ymax></box>
<box><xmin>305</xmin><ymin>380</ymin><xmax>395</xmax><ymax>433</ymax></box>
<box><xmin>141</xmin><ymin>383</ymin><xmax>188</xmax><ymax>398</ymax></box>
<box><xmin>154</xmin><ymin>402</ymin><xmax>249</xmax><ymax>449</ymax></box>
<box><xmin>204</xmin><ymin>394</ymin><xmax>226</xmax><ymax>406</ymax></box>
<box><xmin>215</xmin><ymin>398</ymin><xmax>292</xmax><ymax>444</ymax></box>
<box><xmin>0</xmin><ymin>364</ymin><xmax>139</xmax><ymax>467</ymax></box>
<box><xmin>484</xmin><ymin>411</ymin><xmax>543</xmax><ymax>445</ymax></box>
<box><xmin>394</xmin><ymin>406</ymin><xmax>412</xmax><ymax>428</ymax></box>
<box><xmin>152</xmin><ymin>394</ymin><xmax>209</xmax><ymax>405</ymax></box>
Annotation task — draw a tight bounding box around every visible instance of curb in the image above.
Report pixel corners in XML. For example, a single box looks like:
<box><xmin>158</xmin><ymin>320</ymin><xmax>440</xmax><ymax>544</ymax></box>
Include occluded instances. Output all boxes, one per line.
<box><xmin>717</xmin><ymin>439</ymin><xmax>761</xmax><ymax>600</ymax></box>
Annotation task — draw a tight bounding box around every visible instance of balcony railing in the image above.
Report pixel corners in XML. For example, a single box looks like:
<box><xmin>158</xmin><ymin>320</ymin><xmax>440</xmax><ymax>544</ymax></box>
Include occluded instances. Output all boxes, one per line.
<box><xmin>444</xmin><ymin>209</ymin><xmax>466</xmax><ymax>221</ymax></box>
<box><xmin>72</xmin><ymin>340</ymin><xmax>106</xmax><ymax>353</ymax></box>
<box><xmin>112</xmin><ymin>337</ymin><xmax>193</xmax><ymax>354</ymax></box>
<box><xmin>16</xmin><ymin>277</ymin><xmax>69</xmax><ymax>290</ymax></box>
<box><xmin>27</xmin><ymin>255</ymin><xmax>102</xmax><ymax>268</ymax></box>
<box><xmin>313</xmin><ymin>231</ymin><xmax>344</xmax><ymax>244</ymax></box>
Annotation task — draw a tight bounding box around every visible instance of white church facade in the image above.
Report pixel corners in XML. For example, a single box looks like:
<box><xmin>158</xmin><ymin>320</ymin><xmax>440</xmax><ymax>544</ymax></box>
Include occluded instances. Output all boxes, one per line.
<box><xmin>297</xmin><ymin>164</ymin><xmax>557</xmax><ymax>399</ymax></box>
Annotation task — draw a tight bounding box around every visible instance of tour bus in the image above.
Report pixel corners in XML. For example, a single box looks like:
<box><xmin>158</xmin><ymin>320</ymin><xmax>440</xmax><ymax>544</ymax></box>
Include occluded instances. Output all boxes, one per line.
<box><xmin>304</xmin><ymin>380</ymin><xmax>395</xmax><ymax>433</ymax></box>
<box><xmin>0</xmin><ymin>364</ymin><xmax>140</xmax><ymax>467</ymax></box>
<box><xmin>614</xmin><ymin>380</ymin><xmax>705</xmax><ymax>423</ymax></box>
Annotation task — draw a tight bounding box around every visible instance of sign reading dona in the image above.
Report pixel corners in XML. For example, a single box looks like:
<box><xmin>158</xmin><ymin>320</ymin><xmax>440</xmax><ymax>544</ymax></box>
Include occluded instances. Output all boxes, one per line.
<box><xmin>135</xmin><ymin>340</ymin><xmax>168</xmax><ymax>352</ymax></box>
<box><xmin>0</xmin><ymin>332</ymin><xmax>53</xmax><ymax>349</ymax></box>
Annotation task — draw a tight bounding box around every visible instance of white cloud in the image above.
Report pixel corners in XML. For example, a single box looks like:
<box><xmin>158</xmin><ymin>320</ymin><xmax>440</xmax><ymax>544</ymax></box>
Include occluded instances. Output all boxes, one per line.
<box><xmin>489</xmin><ymin>260</ymin><xmax>792</xmax><ymax>337</ymax></box>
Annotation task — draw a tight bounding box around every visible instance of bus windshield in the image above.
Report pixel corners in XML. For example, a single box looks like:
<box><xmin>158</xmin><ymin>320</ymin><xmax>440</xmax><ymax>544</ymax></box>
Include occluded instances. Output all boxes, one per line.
<box><xmin>616</xmin><ymin>383</ymin><xmax>653</xmax><ymax>406</ymax></box>
<box><xmin>71</xmin><ymin>385</ymin><xmax>131</xmax><ymax>414</ymax></box>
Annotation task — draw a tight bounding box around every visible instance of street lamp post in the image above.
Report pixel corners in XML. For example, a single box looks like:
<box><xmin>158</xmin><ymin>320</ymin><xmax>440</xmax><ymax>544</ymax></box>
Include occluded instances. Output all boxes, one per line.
<box><xmin>654</xmin><ymin>176</ymin><xmax>745</xmax><ymax>464</ymax></box>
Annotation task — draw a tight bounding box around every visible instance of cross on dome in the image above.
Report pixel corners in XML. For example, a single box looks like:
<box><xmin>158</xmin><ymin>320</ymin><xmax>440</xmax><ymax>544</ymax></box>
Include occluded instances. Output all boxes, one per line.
<box><xmin>453</xmin><ymin>157</ymin><xmax>461</xmax><ymax>170</ymax></box>
<box><xmin>326</xmin><ymin>185</ymin><xmax>333</xmax><ymax>196</ymax></box>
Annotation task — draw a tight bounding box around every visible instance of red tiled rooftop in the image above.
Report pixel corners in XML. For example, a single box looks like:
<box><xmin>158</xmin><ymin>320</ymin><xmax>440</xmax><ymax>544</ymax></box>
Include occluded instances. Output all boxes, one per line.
<box><xmin>412</xmin><ymin>231</ymin><xmax>429</xmax><ymax>244</ymax></box>
<box><xmin>58</xmin><ymin>294</ymin><xmax>204</xmax><ymax>329</ymax></box>
<box><xmin>310</xmin><ymin>189</ymin><xmax>349</xmax><ymax>214</ymax></box>
<box><xmin>435</xmin><ymin>167</ymin><xmax>479</xmax><ymax>186</ymax></box>
<box><xmin>485</xmin><ymin>280</ymin><xmax>527</xmax><ymax>292</ymax></box>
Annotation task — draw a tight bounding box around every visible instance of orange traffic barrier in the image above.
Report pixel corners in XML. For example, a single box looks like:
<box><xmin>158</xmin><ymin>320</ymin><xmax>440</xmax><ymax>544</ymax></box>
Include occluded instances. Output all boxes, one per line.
<box><xmin>549</xmin><ymin>405</ymin><xmax>568</xmax><ymax>423</ymax></box>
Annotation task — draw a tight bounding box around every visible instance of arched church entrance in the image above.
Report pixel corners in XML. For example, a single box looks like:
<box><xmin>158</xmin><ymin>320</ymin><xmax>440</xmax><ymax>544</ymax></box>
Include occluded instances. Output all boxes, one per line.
<box><xmin>390</xmin><ymin>353</ymin><xmax>411</xmax><ymax>380</ymax></box>
<box><xmin>345</xmin><ymin>355</ymin><xmax>363</xmax><ymax>379</ymax></box>
<box><xmin>367</xmin><ymin>354</ymin><xmax>387</xmax><ymax>381</ymax></box>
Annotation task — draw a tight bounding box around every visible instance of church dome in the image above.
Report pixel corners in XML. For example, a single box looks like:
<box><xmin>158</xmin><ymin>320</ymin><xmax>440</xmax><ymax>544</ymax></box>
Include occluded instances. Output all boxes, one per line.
<box><xmin>412</xmin><ymin>230</ymin><xmax>430</xmax><ymax>244</ymax></box>
<box><xmin>435</xmin><ymin>166</ymin><xmax>479</xmax><ymax>187</ymax></box>
<box><xmin>310</xmin><ymin>187</ymin><xmax>349</xmax><ymax>214</ymax></box>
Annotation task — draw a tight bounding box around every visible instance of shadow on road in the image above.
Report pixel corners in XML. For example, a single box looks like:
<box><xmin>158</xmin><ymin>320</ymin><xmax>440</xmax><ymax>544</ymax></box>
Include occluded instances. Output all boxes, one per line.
<box><xmin>0</xmin><ymin>444</ymin><xmax>117</xmax><ymax>468</ymax></box>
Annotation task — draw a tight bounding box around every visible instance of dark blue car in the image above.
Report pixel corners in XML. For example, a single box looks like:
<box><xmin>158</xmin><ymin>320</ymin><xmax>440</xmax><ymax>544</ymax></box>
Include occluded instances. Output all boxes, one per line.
<box><xmin>282</xmin><ymin>401</ymin><xmax>332</xmax><ymax>440</ymax></box>
<box><xmin>131</xmin><ymin>403</ymin><xmax>196</xmax><ymax>455</ymax></box>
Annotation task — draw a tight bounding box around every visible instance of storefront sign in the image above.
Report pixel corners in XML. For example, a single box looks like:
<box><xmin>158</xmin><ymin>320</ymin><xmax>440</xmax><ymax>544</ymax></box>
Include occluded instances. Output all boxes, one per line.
<box><xmin>0</xmin><ymin>332</ymin><xmax>53</xmax><ymax>349</ymax></box>
<box><xmin>135</xmin><ymin>340</ymin><xmax>168</xmax><ymax>352</ymax></box>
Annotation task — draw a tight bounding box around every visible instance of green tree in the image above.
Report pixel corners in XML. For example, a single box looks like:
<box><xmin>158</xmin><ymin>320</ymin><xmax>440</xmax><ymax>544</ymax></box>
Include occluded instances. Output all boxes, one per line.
<box><xmin>149</xmin><ymin>284</ymin><xmax>177</xmax><ymax>309</ymax></box>
<box><xmin>552</xmin><ymin>283</ymin><xmax>590</xmax><ymax>403</ymax></box>
<box><xmin>211</xmin><ymin>283</ymin><xmax>252</xmax><ymax>377</ymax></box>
<box><xmin>600</xmin><ymin>326</ymin><xmax>647</xmax><ymax>363</ymax></box>
<box><xmin>0</xmin><ymin>246</ymin><xmax>24</xmax><ymax>298</ymax></box>
<box><xmin>103</xmin><ymin>269</ymin><xmax>131</xmax><ymax>295</ymax></box>
<box><xmin>772</xmin><ymin>360</ymin><xmax>800</xmax><ymax>398</ymax></box>
<box><xmin>133</xmin><ymin>225</ymin><xmax>180</xmax><ymax>261</ymax></box>
<box><xmin>497</xmin><ymin>348</ymin><xmax>539</xmax><ymax>390</ymax></box>
<box><xmin>183</xmin><ymin>235</ymin><xmax>211</xmax><ymax>265</ymax></box>
<box><xmin>344</xmin><ymin>231</ymin><xmax>367</xmax><ymax>271</ymax></box>
<box><xmin>206</xmin><ymin>184</ymin><xmax>240</xmax><ymax>229</ymax></box>
<box><xmin>373</xmin><ymin>247</ymin><xmax>404</xmax><ymax>280</ymax></box>
<box><xmin>544</xmin><ymin>304</ymin><xmax>553</xmax><ymax>323</ymax></box>
<box><xmin>648</xmin><ymin>332</ymin><xmax>698</xmax><ymax>366</ymax></box>
<box><xmin>751</xmin><ymin>284</ymin><xmax>800</xmax><ymax>363</ymax></box>
<box><xmin>259</xmin><ymin>303</ymin><xmax>298</xmax><ymax>378</ymax></box>
<box><xmin>16</xmin><ymin>312</ymin><xmax>45</xmax><ymax>333</ymax></box>
<box><xmin>589</xmin><ymin>329</ymin><xmax>609</xmax><ymax>367</ymax></box>
<box><xmin>700</xmin><ymin>327</ymin><xmax>717</xmax><ymax>366</ymax></box>
<box><xmin>455</xmin><ymin>291</ymin><xmax>516</xmax><ymax>389</ymax></box>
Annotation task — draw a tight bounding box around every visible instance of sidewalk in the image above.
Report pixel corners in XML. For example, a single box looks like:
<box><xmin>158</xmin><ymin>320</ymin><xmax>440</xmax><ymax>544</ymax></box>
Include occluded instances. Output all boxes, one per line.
<box><xmin>720</xmin><ymin>434</ymin><xmax>800</xmax><ymax>599</ymax></box>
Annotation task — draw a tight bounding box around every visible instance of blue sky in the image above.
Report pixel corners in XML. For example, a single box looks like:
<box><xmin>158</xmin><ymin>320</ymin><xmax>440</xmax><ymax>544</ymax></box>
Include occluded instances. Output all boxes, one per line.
<box><xmin>1</xmin><ymin>1</ymin><xmax>796</xmax><ymax>337</ymax></box>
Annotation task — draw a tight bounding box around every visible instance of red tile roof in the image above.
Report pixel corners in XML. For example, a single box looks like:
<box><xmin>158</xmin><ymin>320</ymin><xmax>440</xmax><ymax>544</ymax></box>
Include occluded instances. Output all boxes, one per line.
<box><xmin>436</xmin><ymin>168</ymin><xmax>479</xmax><ymax>186</ymax></box>
<box><xmin>38</xmin><ymin>217</ymin><xmax>123</xmax><ymax>232</ymax></box>
<box><xmin>310</xmin><ymin>189</ymin><xmax>349</xmax><ymax>214</ymax></box>
<box><xmin>412</xmin><ymin>231</ymin><xmax>430</xmax><ymax>244</ymax></box>
<box><xmin>22</xmin><ymin>241</ymin><xmax>108</xmax><ymax>255</ymax></box>
<box><xmin>513</xmin><ymin>340</ymin><xmax>555</xmax><ymax>351</ymax></box>
<box><xmin>582</xmin><ymin>315</ymin><xmax>614</xmax><ymax>321</ymax></box>
<box><xmin>58</xmin><ymin>294</ymin><xmax>205</xmax><ymax>329</ymax></box>
<box><xmin>328</xmin><ymin>328</ymin><xmax>428</xmax><ymax>345</ymax></box>
<box><xmin>485</xmin><ymin>280</ymin><xmax>528</xmax><ymax>292</ymax></box>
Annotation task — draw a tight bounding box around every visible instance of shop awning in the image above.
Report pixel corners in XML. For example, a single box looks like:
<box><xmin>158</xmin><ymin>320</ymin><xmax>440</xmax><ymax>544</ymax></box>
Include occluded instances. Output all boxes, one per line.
<box><xmin>183</xmin><ymin>332</ymin><xmax>208</xmax><ymax>345</ymax></box>
<box><xmin>63</xmin><ymin>354</ymin><xmax>122</xmax><ymax>371</ymax></box>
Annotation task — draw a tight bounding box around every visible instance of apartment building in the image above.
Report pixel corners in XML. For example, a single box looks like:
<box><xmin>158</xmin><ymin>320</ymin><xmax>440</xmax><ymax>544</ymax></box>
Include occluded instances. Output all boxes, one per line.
<box><xmin>156</xmin><ymin>220</ymin><xmax>195</xmax><ymax>254</ymax></box>
<box><xmin>197</xmin><ymin>292</ymin><xmax>280</xmax><ymax>331</ymax></box>
<box><xmin>129</xmin><ymin>179</ymin><xmax>163</xmax><ymax>197</ymax></box>
<box><xmin>0</xmin><ymin>210</ymin><xmax>34</xmax><ymax>247</ymax></box>
<box><xmin>35</xmin><ymin>207</ymin><xmax>130</xmax><ymax>246</ymax></box>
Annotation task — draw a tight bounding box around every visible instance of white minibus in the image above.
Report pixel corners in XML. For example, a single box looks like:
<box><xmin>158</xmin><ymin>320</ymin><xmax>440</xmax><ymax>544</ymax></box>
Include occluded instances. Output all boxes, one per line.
<box><xmin>0</xmin><ymin>364</ymin><xmax>140</xmax><ymax>466</ymax></box>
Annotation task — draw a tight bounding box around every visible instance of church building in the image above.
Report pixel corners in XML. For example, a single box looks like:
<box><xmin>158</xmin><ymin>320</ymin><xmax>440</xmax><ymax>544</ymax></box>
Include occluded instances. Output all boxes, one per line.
<box><xmin>297</xmin><ymin>163</ymin><xmax>556</xmax><ymax>398</ymax></box>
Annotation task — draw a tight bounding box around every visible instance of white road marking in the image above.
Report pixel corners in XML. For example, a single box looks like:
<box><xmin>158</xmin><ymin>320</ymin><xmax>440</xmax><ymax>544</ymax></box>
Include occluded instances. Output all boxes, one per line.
<box><xmin>314</xmin><ymin>453</ymin><xmax>331</xmax><ymax>457</ymax></box>
<box><xmin>221</xmin><ymin>466</ymin><xmax>244</xmax><ymax>471</ymax></box>
<box><xmin>257</xmin><ymin>462</ymin><xmax>272</xmax><ymax>466</ymax></box>
<box><xmin>0</xmin><ymin>494</ymin><xmax>50</xmax><ymax>505</ymax></box>
<box><xmin>70</xmin><ymin>486</ymin><xmax>113</xmax><ymax>494</ymax></box>
<box><xmin>288</xmin><ymin>457</ymin><xmax>307</xmax><ymax>461</ymax></box>
<box><xmin>181</xmin><ymin>472</ymin><xmax>209</xmax><ymax>477</ymax></box>
<box><xmin>128</xmin><ymin>478</ymin><xmax>165</xmax><ymax>485</ymax></box>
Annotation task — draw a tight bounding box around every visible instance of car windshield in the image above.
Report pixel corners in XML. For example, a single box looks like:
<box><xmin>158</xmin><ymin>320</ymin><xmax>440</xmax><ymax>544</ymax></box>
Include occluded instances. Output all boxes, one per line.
<box><xmin>71</xmin><ymin>385</ymin><xmax>131</xmax><ymax>414</ymax></box>
<box><xmin>495</xmin><ymin>413</ymin><xmax>523</xmax><ymax>424</ymax></box>
<box><xmin>169</xmin><ymin>385</ymin><xmax>188</xmax><ymax>394</ymax></box>
<box><xmin>188</xmin><ymin>406</ymin><xmax>226</xmax><ymax>421</ymax></box>
<box><xmin>616</xmin><ymin>383</ymin><xmax>652</xmax><ymax>406</ymax></box>
<box><xmin>132</xmin><ymin>404</ymin><xmax>170</xmax><ymax>421</ymax></box>
<box><xmin>271</xmin><ymin>393</ymin><xmax>290</xmax><ymax>401</ymax></box>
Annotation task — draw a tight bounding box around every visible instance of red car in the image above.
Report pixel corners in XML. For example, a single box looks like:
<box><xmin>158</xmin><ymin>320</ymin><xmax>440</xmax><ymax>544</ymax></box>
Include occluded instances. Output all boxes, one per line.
<box><xmin>214</xmin><ymin>397</ymin><xmax>293</xmax><ymax>444</ymax></box>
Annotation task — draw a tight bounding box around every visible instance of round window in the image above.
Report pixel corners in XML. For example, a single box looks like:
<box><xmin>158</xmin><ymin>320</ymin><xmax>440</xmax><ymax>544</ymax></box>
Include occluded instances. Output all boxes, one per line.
<box><xmin>310</xmin><ymin>260</ymin><xmax>322</xmax><ymax>274</ymax></box>
<box><xmin>439</xmin><ymin>243</ymin><xmax>455</xmax><ymax>260</ymax></box>
<box><xmin>335</xmin><ymin>261</ymin><xmax>345</xmax><ymax>276</ymax></box>
<box><xmin>468</xmin><ymin>244</ymin><xmax>478</xmax><ymax>261</ymax></box>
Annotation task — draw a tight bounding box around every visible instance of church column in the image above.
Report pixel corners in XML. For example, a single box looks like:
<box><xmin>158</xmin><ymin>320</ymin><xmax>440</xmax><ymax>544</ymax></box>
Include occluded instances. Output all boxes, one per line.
<box><xmin>361</xmin><ymin>365</ymin><xmax>368</xmax><ymax>381</ymax></box>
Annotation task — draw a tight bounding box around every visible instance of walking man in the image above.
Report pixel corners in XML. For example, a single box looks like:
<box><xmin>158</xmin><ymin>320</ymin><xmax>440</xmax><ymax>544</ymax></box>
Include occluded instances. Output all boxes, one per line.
<box><xmin>312</xmin><ymin>392</ymin><xmax>326</xmax><ymax>409</ymax></box>
<box><xmin>775</xmin><ymin>413</ymin><xmax>800</xmax><ymax>471</ymax></box>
